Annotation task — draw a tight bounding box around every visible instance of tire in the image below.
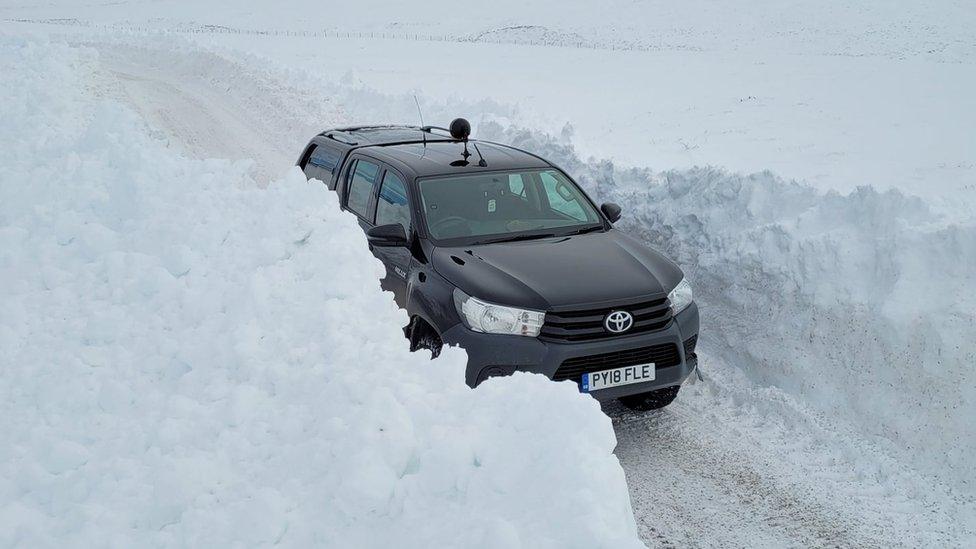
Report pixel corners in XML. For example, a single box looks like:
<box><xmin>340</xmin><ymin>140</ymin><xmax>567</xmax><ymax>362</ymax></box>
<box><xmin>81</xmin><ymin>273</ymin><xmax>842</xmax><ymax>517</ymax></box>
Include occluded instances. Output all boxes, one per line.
<box><xmin>408</xmin><ymin>317</ymin><xmax>443</xmax><ymax>358</ymax></box>
<box><xmin>618</xmin><ymin>385</ymin><xmax>680</xmax><ymax>411</ymax></box>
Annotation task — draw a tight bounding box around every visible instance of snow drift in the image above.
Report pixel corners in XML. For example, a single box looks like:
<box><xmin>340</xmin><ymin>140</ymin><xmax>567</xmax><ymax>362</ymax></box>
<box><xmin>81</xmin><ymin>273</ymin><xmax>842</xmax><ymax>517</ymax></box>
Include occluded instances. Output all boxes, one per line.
<box><xmin>0</xmin><ymin>38</ymin><xmax>644</xmax><ymax>548</ymax></box>
<box><xmin>481</xmin><ymin>123</ymin><xmax>976</xmax><ymax>493</ymax></box>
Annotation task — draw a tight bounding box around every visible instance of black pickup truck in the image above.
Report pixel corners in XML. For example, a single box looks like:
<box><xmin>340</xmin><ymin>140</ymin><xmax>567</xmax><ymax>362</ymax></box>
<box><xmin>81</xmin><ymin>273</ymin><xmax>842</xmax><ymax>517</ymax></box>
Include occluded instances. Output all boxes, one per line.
<box><xmin>298</xmin><ymin>119</ymin><xmax>699</xmax><ymax>410</ymax></box>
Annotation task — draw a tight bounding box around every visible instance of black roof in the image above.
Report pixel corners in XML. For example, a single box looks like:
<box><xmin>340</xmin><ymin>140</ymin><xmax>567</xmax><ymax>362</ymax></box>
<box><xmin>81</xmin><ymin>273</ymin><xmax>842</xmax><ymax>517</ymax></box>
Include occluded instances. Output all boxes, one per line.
<box><xmin>320</xmin><ymin>125</ymin><xmax>552</xmax><ymax>178</ymax></box>
<box><xmin>369</xmin><ymin>141</ymin><xmax>550</xmax><ymax>178</ymax></box>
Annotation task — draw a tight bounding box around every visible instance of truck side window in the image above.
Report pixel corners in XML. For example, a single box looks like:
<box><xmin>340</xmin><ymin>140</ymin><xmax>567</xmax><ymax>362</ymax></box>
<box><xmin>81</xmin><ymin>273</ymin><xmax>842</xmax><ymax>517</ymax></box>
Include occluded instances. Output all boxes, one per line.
<box><xmin>375</xmin><ymin>171</ymin><xmax>410</xmax><ymax>234</ymax></box>
<box><xmin>540</xmin><ymin>171</ymin><xmax>588</xmax><ymax>221</ymax></box>
<box><xmin>304</xmin><ymin>144</ymin><xmax>342</xmax><ymax>188</ymax></box>
<box><xmin>346</xmin><ymin>160</ymin><xmax>379</xmax><ymax>220</ymax></box>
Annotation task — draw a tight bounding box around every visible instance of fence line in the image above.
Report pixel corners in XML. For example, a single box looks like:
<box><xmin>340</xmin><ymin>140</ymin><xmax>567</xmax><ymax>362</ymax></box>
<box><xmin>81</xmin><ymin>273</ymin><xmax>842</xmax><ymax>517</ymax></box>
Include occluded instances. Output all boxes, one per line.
<box><xmin>3</xmin><ymin>18</ymin><xmax>642</xmax><ymax>52</ymax></box>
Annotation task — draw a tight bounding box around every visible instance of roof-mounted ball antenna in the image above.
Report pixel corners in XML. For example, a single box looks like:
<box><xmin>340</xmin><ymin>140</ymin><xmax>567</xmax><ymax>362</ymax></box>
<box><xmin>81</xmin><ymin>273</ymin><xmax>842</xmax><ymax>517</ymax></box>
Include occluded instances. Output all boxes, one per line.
<box><xmin>451</xmin><ymin>118</ymin><xmax>473</xmax><ymax>161</ymax></box>
<box><xmin>447</xmin><ymin>118</ymin><xmax>487</xmax><ymax>167</ymax></box>
<box><xmin>448</xmin><ymin>118</ymin><xmax>471</xmax><ymax>163</ymax></box>
<box><xmin>449</xmin><ymin>118</ymin><xmax>471</xmax><ymax>140</ymax></box>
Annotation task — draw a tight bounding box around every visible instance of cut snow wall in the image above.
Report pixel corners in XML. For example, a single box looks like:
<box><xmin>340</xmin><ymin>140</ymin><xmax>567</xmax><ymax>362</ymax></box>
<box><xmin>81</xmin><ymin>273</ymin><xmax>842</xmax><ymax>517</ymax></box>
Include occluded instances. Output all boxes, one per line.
<box><xmin>0</xmin><ymin>38</ymin><xmax>645</xmax><ymax>548</ymax></box>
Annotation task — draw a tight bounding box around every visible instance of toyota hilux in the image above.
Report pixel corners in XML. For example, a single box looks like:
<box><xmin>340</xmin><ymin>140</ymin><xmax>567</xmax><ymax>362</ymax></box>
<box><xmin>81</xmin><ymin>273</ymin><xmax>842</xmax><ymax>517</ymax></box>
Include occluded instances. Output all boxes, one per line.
<box><xmin>298</xmin><ymin>119</ymin><xmax>699</xmax><ymax>410</ymax></box>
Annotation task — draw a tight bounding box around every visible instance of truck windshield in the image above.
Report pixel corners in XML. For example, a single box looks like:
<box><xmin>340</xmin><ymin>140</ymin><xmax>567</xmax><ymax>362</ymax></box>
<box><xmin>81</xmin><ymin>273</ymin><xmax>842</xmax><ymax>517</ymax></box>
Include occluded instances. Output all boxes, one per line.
<box><xmin>418</xmin><ymin>169</ymin><xmax>603</xmax><ymax>244</ymax></box>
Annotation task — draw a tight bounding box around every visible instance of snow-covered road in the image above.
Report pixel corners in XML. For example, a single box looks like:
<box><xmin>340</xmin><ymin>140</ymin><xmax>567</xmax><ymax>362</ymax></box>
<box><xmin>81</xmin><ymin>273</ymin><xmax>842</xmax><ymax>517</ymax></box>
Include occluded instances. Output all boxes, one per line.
<box><xmin>80</xmin><ymin>40</ymin><xmax>973</xmax><ymax>548</ymax></box>
<box><xmin>610</xmin><ymin>357</ymin><xmax>967</xmax><ymax>548</ymax></box>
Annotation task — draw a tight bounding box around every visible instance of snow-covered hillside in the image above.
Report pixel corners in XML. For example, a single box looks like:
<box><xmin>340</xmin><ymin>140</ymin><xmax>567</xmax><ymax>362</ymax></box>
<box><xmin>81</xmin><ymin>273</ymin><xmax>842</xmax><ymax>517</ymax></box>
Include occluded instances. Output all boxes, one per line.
<box><xmin>0</xmin><ymin>38</ymin><xmax>643</xmax><ymax>548</ymax></box>
<box><xmin>4</xmin><ymin>0</ymin><xmax>974</xmax><ymax>205</ymax></box>
<box><xmin>4</xmin><ymin>0</ymin><xmax>971</xmax><ymax>61</ymax></box>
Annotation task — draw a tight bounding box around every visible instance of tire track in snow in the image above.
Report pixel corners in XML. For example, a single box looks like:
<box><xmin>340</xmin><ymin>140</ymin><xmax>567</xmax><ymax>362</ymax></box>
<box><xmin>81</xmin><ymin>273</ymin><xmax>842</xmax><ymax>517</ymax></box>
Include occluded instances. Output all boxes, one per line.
<box><xmin>608</xmin><ymin>351</ymin><xmax>971</xmax><ymax>548</ymax></box>
<box><xmin>611</xmin><ymin>387</ymin><xmax>866</xmax><ymax>548</ymax></box>
<box><xmin>87</xmin><ymin>42</ymin><xmax>342</xmax><ymax>184</ymax></box>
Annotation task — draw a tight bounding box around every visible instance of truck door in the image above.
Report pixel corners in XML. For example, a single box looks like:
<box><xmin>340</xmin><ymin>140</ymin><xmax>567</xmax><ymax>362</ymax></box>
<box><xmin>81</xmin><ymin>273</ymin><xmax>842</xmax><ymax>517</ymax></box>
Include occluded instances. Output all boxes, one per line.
<box><xmin>370</xmin><ymin>169</ymin><xmax>412</xmax><ymax>307</ymax></box>
<box><xmin>340</xmin><ymin>156</ymin><xmax>410</xmax><ymax>306</ymax></box>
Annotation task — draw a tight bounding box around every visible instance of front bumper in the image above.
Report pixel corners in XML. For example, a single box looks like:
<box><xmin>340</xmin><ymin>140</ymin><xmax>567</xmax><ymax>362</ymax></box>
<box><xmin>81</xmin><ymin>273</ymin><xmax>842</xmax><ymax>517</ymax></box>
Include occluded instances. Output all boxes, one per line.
<box><xmin>442</xmin><ymin>302</ymin><xmax>700</xmax><ymax>401</ymax></box>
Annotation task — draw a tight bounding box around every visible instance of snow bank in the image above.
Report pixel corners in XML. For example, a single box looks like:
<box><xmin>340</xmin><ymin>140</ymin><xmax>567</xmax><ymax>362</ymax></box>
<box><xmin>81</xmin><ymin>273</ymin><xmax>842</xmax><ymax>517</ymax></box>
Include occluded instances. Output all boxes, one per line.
<box><xmin>0</xmin><ymin>38</ymin><xmax>644</xmax><ymax>548</ymax></box>
<box><xmin>482</xmin><ymin>123</ymin><xmax>976</xmax><ymax>494</ymax></box>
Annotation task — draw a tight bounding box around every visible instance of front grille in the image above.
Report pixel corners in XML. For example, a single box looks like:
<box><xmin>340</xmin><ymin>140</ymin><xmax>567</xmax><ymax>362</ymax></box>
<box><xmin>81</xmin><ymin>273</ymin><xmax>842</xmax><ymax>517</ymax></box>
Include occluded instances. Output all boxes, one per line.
<box><xmin>541</xmin><ymin>297</ymin><xmax>672</xmax><ymax>342</ymax></box>
<box><xmin>553</xmin><ymin>343</ymin><xmax>681</xmax><ymax>382</ymax></box>
<box><xmin>683</xmin><ymin>335</ymin><xmax>698</xmax><ymax>358</ymax></box>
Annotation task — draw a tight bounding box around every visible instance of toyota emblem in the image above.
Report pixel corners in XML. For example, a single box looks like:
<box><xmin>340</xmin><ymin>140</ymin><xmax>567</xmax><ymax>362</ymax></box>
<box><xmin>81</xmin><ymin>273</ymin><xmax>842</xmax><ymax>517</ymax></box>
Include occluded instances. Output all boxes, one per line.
<box><xmin>604</xmin><ymin>310</ymin><xmax>634</xmax><ymax>333</ymax></box>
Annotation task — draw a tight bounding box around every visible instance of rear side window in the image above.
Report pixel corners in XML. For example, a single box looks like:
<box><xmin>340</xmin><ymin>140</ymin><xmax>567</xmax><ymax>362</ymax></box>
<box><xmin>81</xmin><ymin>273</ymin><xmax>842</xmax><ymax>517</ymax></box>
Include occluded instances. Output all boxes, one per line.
<box><xmin>375</xmin><ymin>171</ymin><xmax>410</xmax><ymax>234</ymax></box>
<box><xmin>346</xmin><ymin>160</ymin><xmax>380</xmax><ymax>219</ymax></box>
<box><xmin>303</xmin><ymin>144</ymin><xmax>343</xmax><ymax>188</ymax></box>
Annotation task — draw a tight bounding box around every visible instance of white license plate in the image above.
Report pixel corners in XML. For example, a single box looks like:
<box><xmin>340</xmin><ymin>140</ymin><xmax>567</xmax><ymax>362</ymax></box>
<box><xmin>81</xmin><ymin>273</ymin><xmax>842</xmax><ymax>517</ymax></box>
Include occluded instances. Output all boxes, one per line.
<box><xmin>581</xmin><ymin>364</ymin><xmax>655</xmax><ymax>392</ymax></box>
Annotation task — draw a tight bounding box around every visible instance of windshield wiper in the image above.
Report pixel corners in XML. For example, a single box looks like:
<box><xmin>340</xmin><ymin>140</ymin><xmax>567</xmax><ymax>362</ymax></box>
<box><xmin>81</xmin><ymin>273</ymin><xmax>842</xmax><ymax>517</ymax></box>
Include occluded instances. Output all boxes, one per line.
<box><xmin>566</xmin><ymin>225</ymin><xmax>605</xmax><ymax>236</ymax></box>
<box><xmin>478</xmin><ymin>232</ymin><xmax>560</xmax><ymax>245</ymax></box>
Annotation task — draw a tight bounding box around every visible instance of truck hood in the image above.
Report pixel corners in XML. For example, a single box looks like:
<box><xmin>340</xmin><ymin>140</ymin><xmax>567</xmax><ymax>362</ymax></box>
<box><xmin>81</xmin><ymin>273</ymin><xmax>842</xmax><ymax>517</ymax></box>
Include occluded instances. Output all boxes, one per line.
<box><xmin>431</xmin><ymin>230</ymin><xmax>684</xmax><ymax>310</ymax></box>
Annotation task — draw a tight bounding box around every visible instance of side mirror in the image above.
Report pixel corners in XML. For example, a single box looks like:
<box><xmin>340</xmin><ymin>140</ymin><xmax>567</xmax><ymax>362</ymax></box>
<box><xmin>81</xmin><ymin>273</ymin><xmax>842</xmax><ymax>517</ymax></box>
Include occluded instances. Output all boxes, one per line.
<box><xmin>601</xmin><ymin>202</ymin><xmax>622</xmax><ymax>223</ymax></box>
<box><xmin>367</xmin><ymin>223</ymin><xmax>408</xmax><ymax>247</ymax></box>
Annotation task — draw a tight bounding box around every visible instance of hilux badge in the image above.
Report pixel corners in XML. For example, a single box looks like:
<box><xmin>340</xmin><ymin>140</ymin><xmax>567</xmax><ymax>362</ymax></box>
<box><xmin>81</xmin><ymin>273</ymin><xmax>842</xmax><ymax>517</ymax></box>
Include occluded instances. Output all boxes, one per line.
<box><xmin>604</xmin><ymin>311</ymin><xmax>634</xmax><ymax>333</ymax></box>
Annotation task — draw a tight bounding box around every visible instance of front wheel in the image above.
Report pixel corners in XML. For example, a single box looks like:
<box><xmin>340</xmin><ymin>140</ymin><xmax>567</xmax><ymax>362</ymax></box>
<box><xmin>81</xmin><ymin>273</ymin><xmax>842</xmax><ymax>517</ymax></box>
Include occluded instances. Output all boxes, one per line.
<box><xmin>618</xmin><ymin>385</ymin><xmax>680</xmax><ymax>411</ymax></box>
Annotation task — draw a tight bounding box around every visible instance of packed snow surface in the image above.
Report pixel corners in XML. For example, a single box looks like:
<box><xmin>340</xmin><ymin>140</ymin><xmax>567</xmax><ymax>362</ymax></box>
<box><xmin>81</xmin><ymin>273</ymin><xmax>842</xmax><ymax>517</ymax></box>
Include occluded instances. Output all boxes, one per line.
<box><xmin>0</xmin><ymin>38</ymin><xmax>644</xmax><ymax>548</ymax></box>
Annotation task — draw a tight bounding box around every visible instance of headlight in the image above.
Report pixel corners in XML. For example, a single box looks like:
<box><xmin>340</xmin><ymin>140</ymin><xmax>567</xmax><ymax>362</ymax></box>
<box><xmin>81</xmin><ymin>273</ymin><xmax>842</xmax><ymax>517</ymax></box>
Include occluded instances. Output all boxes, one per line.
<box><xmin>453</xmin><ymin>289</ymin><xmax>545</xmax><ymax>337</ymax></box>
<box><xmin>668</xmin><ymin>277</ymin><xmax>693</xmax><ymax>314</ymax></box>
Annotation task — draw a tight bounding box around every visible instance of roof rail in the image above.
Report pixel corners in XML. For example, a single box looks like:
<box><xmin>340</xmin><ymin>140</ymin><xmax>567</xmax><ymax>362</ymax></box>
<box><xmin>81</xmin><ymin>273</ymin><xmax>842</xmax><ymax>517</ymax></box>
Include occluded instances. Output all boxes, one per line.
<box><xmin>421</xmin><ymin>125</ymin><xmax>454</xmax><ymax>137</ymax></box>
<box><xmin>325</xmin><ymin>131</ymin><xmax>358</xmax><ymax>145</ymax></box>
<box><xmin>335</xmin><ymin>124</ymin><xmax>421</xmax><ymax>132</ymax></box>
<box><xmin>315</xmin><ymin>124</ymin><xmax>469</xmax><ymax>149</ymax></box>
